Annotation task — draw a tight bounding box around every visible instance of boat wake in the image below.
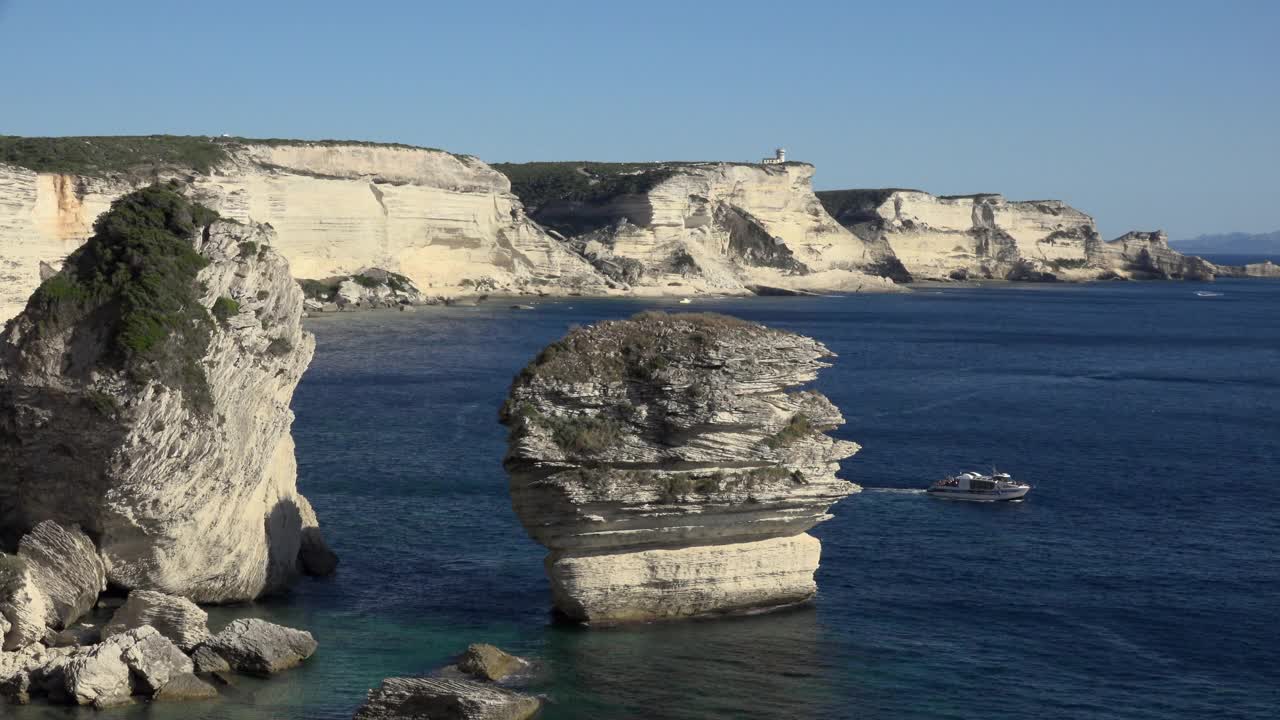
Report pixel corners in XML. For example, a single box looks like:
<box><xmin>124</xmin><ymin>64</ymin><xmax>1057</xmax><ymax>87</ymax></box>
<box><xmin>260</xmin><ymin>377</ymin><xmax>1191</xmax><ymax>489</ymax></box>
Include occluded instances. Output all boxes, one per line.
<box><xmin>861</xmin><ymin>487</ymin><xmax>927</xmax><ymax>495</ymax></box>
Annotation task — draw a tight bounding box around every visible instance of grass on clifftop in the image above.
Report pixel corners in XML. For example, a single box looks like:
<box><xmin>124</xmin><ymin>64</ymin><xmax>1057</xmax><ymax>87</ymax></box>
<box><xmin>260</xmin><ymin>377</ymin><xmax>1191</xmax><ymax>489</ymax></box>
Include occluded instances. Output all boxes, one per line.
<box><xmin>492</xmin><ymin>162</ymin><xmax>684</xmax><ymax>212</ymax></box>
<box><xmin>0</xmin><ymin>134</ymin><xmax>459</xmax><ymax>176</ymax></box>
<box><xmin>26</xmin><ymin>183</ymin><xmax>220</xmax><ymax>411</ymax></box>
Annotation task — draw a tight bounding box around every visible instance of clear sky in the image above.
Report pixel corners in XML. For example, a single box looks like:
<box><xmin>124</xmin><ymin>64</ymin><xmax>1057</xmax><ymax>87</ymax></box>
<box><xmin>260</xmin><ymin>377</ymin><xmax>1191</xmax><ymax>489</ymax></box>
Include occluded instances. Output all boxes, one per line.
<box><xmin>1</xmin><ymin>0</ymin><xmax>1275</xmax><ymax>239</ymax></box>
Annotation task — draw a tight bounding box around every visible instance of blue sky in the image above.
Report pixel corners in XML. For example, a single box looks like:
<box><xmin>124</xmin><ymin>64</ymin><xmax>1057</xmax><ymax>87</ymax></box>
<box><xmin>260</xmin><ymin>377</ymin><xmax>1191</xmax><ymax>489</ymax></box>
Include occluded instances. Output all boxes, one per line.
<box><xmin>1</xmin><ymin>0</ymin><xmax>1275</xmax><ymax>238</ymax></box>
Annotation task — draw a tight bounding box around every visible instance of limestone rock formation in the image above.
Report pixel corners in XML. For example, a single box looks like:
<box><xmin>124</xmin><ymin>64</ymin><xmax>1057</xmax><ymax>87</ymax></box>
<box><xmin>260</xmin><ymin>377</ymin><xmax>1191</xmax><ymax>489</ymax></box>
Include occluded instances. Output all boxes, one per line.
<box><xmin>1095</xmin><ymin>231</ymin><xmax>1216</xmax><ymax>280</ymax></box>
<box><xmin>502</xmin><ymin>161</ymin><xmax>900</xmax><ymax>295</ymax></box>
<box><xmin>818</xmin><ymin>188</ymin><xmax>1221</xmax><ymax>282</ymax></box>
<box><xmin>153</xmin><ymin>672</ymin><xmax>218</xmax><ymax>701</ymax></box>
<box><xmin>0</xmin><ymin>521</ymin><xmax>105</xmax><ymax>651</ymax></box>
<box><xmin>61</xmin><ymin>626</ymin><xmax>191</xmax><ymax>706</ymax></box>
<box><xmin>354</xmin><ymin>677</ymin><xmax>542</xmax><ymax>720</ymax></box>
<box><xmin>299</xmin><ymin>267</ymin><xmax>435</xmax><ymax>312</ymax></box>
<box><xmin>455</xmin><ymin>643</ymin><xmax>529</xmax><ymax>682</ymax></box>
<box><xmin>190</xmin><ymin>618</ymin><xmax>317</xmax><ymax>676</ymax></box>
<box><xmin>500</xmin><ymin>312</ymin><xmax>859</xmax><ymax>623</ymax></box>
<box><xmin>0</xmin><ymin>139</ymin><xmax>609</xmax><ymax>322</ymax></box>
<box><xmin>102</xmin><ymin>590</ymin><xmax>211</xmax><ymax>651</ymax></box>
<box><xmin>819</xmin><ymin>189</ymin><xmax>1104</xmax><ymax>281</ymax></box>
<box><xmin>0</xmin><ymin>184</ymin><xmax>333</xmax><ymax>603</ymax></box>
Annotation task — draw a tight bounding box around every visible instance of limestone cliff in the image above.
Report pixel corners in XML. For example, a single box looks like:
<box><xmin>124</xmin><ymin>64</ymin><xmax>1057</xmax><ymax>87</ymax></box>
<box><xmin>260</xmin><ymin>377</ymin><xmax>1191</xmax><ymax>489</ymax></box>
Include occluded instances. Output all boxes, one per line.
<box><xmin>818</xmin><ymin>189</ymin><xmax>1218</xmax><ymax>281</ymax></box>
<box><xmin>1094</xmin><ymin>231</ymin><xmax>1216</xmax><ymax>280</ymax></box>
<box><xmin>0</xmin><ymin>184</ymin><xmax>333</xmax><ymax>603</ymax></box>
<box><xmin>500</xmin><ymin>312</ymin><xmax>859</xmax><ymax>624</ymax></box>
<box><xmin>498</xmin><ymin>162</ymin><xmax>902</xmax><ymax>295</ymax></box>
<box><xmin>0</xmin><ymin>138</ymin><xmax>608</xmax><ymax>323</ymax></box>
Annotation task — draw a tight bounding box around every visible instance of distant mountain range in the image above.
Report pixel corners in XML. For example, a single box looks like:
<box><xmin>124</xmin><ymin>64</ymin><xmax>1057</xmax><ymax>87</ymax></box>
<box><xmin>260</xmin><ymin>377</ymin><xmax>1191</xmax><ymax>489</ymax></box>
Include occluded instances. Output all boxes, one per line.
<box><xmin>1172</xmin><ymin>231</ymin><xmax>1280</xmax><ymax>254</ymax></box>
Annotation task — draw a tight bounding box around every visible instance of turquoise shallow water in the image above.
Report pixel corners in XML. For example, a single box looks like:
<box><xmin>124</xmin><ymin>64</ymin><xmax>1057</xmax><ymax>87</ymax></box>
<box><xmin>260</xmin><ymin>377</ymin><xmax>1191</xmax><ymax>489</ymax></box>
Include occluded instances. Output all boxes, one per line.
<box><xmin>13</xmin><ymin>279</ymin><xmax>1280</xmax><ymax>719</ymax></box>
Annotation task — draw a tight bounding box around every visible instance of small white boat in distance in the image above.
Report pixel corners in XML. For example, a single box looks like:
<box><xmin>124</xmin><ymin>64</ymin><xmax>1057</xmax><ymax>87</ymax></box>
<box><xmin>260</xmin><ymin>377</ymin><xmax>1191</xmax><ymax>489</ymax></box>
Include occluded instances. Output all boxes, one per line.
<box><xmin>678</xmin><ymin>298</ymin><xmax>692</xmax><ymax>304</ymax></box>
<box><xmin>927</xmin><ymin>471</ymin><xmax>1030</xmax><ymax>502</ymax></box>
<box><xmin>1195</xmin><ymin>291</ymin><xmax>1223</xmax><ymax>297</ymax></box>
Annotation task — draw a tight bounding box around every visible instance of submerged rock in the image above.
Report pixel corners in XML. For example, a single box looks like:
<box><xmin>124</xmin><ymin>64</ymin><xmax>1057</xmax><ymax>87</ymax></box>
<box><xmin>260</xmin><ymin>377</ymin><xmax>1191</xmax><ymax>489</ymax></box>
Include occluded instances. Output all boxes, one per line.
<box><xmin>354</xmin><ymin>677</ymin><xmax>541</xmax><ymax>720</ymax></box>
<box><xmin>153</xmin><ymin>672</ymin><xmax>218</xmax><ymax>701</ymax></box>
<box><xmin>500</xmin><ymin>312</ymin><xmax>859</xmax><ymax>624</ymax></box>
<box><xmin>191</xmin><ymin>618</ymin><xmax>316</xmax><ymax>677</ymax></box>
<box><xmin>102</xmin><ymin>590</ymin><xmax>210</xmax><ymax>652</ymax></box>
<box><xmin>455</xmin><ymin>644</ymin><xmax>529</xmax><ymax>682</ymax></box>
<box><xmin>0</xmin><ymin>184</ymin><xmax>334</xmax><ymax>603</ymax></box>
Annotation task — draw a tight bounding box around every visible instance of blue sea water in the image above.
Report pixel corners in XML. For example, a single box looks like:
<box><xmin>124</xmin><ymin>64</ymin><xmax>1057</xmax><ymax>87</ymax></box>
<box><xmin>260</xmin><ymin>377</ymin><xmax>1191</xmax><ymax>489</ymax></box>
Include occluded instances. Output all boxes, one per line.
<box><xmin>13</xmin><ymin>279</ymin><xmax>1279</xmax><ymax>719</ymax></box>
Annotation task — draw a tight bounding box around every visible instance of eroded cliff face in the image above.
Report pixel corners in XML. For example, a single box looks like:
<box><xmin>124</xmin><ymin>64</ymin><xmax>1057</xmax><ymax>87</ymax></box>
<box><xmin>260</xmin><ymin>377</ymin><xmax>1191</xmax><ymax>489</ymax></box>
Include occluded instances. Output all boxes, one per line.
<box><xmin>818</xmin><ymin>189</ymin><xmax>1218</xmax><ymax>282</ymax></box>
<box><xmin>523</xmin><ymin>163</ymin><xmax>900</xmax><ymax>295</ymax></box>
<box><xmin>1095</xmin><ymin>231</ymin><xmax>1216</xmax><ymax>280</ymax></box>
<box><xmin>820</xmin><ymin>189</ymin><xmax>1106</xmax><ymax>281</ymax></box>
<box><xmin>0</xmin><ymin>142</ymin><xmax>608</xmax><ymax>323</ymax></box>
<box><xmin>0</xmin><ymin>186</ymin><xmax>332</xmax><ymax>602</ymax></box>
<box><xmin>500</xmin><ymin>312</ymin><xmax>859</xmax><ymax>624</ymax></box>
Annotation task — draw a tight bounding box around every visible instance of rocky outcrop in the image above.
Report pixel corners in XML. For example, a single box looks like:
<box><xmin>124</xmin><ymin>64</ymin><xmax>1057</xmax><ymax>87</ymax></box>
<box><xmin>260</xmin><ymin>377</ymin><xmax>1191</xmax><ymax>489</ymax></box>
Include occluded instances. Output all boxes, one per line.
<box><xmin>62</xmin><ymin>626</ymin><xmax>193</xmax><ymax>707</ymax></box>
<box><xmin>299</xmin><ymin>267</ymin><xmax>434</xmax><ymax>312</ymax></box>
<box><xmin>507</xmin><ymin>162</ymin><xmax>900</xmax><ymax>295</ymax></box>
<box><xmin>0</xmin><ymin>521</ymin><xmax>106</xmax><ymax>650</ymax></box>
<box><xmin>0</xmin><ymin>184</ymin><xmax>333</xmax><ymax>603</ymax></box>
<box><xmin>102</xmin><ymin>590</ymin><xmax>210</xmax><ymax>651</ymax></box>
<box><xmin>354</xmin><ymin>677</ymin><xmax>542</xmax><ymax>720</ymax></box>
<box><xmin>190</xmin><ymin>618</ymin><xmax>317</xmax><ymax>676</ymax></box>
<box><xmin>818</xmin><ymin>189</ymin><xmax>1221</xmax><ymax>282</ymax></box>
<box><xmin>455</xmin><ymin>644</ymin><xmax>529</xmax><ymax>682</ymax></box>
<box><xmin>500</xmin><ymin>312</ymin><xmax>859</xmax><ymax>624</ymax></box>
<box><xmin>819</xmin><ymin>189</ymin><xmax>1104</xmax><ymax>281</ymax></box>
<box><xmin>0</xmin><ymin>140</ymin><xmax>609</xmax><ymax>322</ymax></box>
<box><xmin>1095</xmin><ymin>231</ymin><xmax>1216</xmax><ymax>280</ymax></box>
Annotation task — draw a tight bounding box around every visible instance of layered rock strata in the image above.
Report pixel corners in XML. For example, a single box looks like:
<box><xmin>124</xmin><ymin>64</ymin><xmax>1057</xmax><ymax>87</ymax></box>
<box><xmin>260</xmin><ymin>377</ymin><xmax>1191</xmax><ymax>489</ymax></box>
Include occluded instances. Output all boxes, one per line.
<box><xmin>1</xmin><ymin>521</ymin><xmax>106</xmax><ymax>651</ymax></box>
<box><xmin>1094</xmin><ymin>231</ymin><xmax>1216</xmax><ymax>280</ymax></box>
<box><xmin>0</xmin><ymin>184</ymin><xmax>334</xmax><ymax>602</ymax></box>
<box><xmin>508</xmin><ymin>162</ymin><xmax>901</xmax><ymax>295</ymax></box>
<box><xmin>500</xmin><ymin>312</ymin><xmax>859</xmax><ymax>624</ymax></box>
<box><xmin>818</xmin><ymin>188</ymin><xmax>1219</xmax><ymax>281</ymax></box>
<box><xmin>0</xmin><ymin>140</ymin><xmax>608</xmax><ymax>322</ymax></box>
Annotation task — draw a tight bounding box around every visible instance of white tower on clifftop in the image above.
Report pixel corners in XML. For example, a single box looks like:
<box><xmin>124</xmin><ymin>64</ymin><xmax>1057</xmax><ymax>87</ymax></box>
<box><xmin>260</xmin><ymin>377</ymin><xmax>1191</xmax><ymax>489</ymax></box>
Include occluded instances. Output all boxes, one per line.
<box><xmin>761</xmin><ymin>147</ymin><xmax>787</xmax><ymax>164</ymax></box>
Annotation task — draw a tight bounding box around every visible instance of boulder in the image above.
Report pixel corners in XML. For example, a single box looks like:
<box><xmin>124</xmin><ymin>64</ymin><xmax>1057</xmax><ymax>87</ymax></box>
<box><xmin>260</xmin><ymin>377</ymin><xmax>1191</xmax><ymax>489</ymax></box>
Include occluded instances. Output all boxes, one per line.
<box><xmin>15</xmin><ymin>521</ymin><xmax>107</xmax><ymax>630</ymax></box>
<box><xmin>455</xmin><ymin>644</ymin><xmax>528</xmax><ymax>682</ymax></box>
<box><xmin>0</xmin><ymin>643</ymin><xmax>46</xmax><ymax>704</ymax></box>
<box><xmin>501</xmin><ymin>312</ymin><xmax>859</xmax><ymax>624</ymax></box>
<box><xmin>61</xmin><ymin>626</ymin><xmax>191</xmax><ymax>705</ymax></box>
<box><xmin>153</xmin><ymin>672</ymin><xmax>218</xmax><ymax>701</ymax></box>
<box><xmin>192</xmin><ymin>618</ymin><xmax>316</xmax><ymax>676</ymax></box>
<box><xmin>102</xmin><ymin>589</ymin><xmax>210</xmax><ymax>651</ymax></box>
<box><xmin>0</xmin><ymin>557</ymin><xmax>51</xmax><ymax>651</ymax></box>
<box><xmin>62</xmin><ymin>644</ymin><xmax>133</xmax><ymax>707</ymax></box>
<box><xmin>354</xmin><ymin>677</ymin><xmax>541</xmax><ymax>720</ymax></box>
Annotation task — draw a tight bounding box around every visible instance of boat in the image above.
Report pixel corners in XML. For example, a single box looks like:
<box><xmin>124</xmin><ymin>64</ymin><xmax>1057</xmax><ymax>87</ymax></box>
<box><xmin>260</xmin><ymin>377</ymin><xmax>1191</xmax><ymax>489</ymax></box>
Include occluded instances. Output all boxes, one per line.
<box><xmin>927</xmin><ymin>470</ymin><xmax>1030</xmax><ymax>502</ymax></box>
<box><xmin>1195</xmin><ymin>291</ymin><xmax>1223</xmax><ymax>297</ymax></box>
<box><xmin>678</xmin><ymin>298</ymin><xmax>692</xmax><ymax>304</ymax></box>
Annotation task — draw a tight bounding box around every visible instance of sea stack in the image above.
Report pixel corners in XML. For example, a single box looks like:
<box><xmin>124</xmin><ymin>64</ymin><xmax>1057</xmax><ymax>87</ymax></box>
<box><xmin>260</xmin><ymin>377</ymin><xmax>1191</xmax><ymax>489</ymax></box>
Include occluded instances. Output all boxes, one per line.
<box><xmin>0</xmin><ymin>183</ymin><xmax>335</xmax><ymax>603</ymax></box>
<box><xmin>500</xmin><ymin>312</ymin><xmax>859</xmax><ymax>624</ymax></box>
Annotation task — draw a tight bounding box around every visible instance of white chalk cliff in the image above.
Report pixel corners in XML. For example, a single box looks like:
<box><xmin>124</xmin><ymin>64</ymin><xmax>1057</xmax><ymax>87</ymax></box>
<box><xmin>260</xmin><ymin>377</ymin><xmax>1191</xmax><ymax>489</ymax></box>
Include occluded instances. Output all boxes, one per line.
<box><xmin>0</xmin><ymin>186</ymin><xmax>334</xmax><ymax>603</ymax></box>
<box><xmin>818</xmin><ymin>189</ymin><xmax>1218</xmax><ymax>281</ymax></box>
<box><xmin>501</xmin><ymin>312</ymin><xmax>859</xmax><ymax>624</ymax></box>
<box><xmin>525</xmin><ymin>162</ymin><xmax>901</xmax><ymax>294</ymax></box>
<box><xmin>0</xmin><ymin>142</ymin><xmax>608</xmax><ymax>322</ymax></box>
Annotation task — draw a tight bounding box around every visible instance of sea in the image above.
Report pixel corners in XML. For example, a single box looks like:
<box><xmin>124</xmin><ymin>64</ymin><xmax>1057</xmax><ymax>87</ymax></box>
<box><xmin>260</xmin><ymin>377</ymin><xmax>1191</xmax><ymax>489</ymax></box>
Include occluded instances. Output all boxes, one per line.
<box><xmin>13</xmin><ymin>279</ymin><xmax>1279</xmax><ymax>719</ymax></box>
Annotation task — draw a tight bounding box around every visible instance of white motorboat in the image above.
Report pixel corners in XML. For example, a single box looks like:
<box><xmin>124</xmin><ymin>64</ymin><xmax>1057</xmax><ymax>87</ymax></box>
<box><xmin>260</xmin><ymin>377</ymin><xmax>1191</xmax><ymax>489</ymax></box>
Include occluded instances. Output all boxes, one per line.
<box><xmin>927</xmin><ymin>471</ymin><xmax>1030</xmax><ymax>502</ymax></box>
<box><xmin>1195</xmin><ymin>291</ymin><xmax>1223</xmax><ymax>297</ymax></box>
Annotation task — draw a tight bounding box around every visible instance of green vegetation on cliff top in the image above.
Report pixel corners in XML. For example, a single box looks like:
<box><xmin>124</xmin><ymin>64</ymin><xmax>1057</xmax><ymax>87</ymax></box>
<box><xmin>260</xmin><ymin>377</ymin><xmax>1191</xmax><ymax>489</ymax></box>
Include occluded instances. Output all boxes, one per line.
<box><xmin>26</xmin><ymin>183</ymin><xmax>220</xmax><ymax>411</ymax></box>
<box><xmin>493</xmin><ymin>160</ymin><xmax>810</xmax><ymax>212</ymax></box>
<box><xmin>0</xmin><ymin>134</ymin><xmax>457</xmax><ymax>176</ymax></box>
